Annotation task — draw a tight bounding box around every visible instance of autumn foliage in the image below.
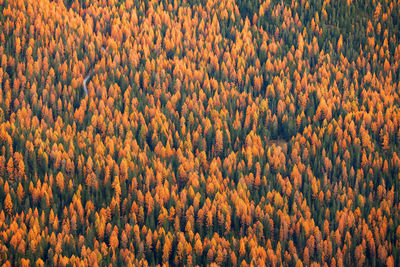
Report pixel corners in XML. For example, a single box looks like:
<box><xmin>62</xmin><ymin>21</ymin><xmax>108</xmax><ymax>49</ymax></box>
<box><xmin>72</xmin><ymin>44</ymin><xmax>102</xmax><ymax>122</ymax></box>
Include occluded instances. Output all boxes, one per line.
<box><xmin>0</xmin><ymin>0</ymin><xmax>400</xmax><ymax>265</ymax></box>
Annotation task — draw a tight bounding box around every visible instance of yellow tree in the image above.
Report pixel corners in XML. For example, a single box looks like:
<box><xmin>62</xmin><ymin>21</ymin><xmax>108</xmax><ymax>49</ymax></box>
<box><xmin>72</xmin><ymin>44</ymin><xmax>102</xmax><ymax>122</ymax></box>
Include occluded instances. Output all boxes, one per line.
<box><xmin>17</xmin><ymin>182</ymin><xmax>24</xmax><ymax>202</ymax></box>
<box><xmin>4</xmin><ymin>193</ymin><xmax>12</xmax><ymax>215</ymax></box>
<box><xmin>56</xmin><ymin>172</ymin><xmax>65</xmax><ymax>192</ymax></box>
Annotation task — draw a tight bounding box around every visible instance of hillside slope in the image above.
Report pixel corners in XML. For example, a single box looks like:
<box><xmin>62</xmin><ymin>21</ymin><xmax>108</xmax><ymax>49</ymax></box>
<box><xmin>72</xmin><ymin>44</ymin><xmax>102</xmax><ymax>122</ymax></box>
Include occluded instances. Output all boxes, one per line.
<box><xmin>0</xmin><ymin>0</ymin><xmax>399</xmax><ymax>265</ymax></box>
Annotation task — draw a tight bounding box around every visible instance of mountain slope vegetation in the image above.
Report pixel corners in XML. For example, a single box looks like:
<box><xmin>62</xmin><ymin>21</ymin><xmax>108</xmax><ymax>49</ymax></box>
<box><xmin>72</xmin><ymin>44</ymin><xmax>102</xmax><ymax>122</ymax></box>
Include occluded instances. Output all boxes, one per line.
<box><xmin>0</xmin><ymin>0</ymin><xmax>399</xmax><ymax>266</ymax></box>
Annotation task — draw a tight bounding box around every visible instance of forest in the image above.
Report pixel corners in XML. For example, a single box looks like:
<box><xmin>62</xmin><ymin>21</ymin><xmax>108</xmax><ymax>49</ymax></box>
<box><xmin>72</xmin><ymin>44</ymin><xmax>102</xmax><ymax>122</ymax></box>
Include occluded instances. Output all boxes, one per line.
<box><xmin>0</xmin><ymin>0</ymin><xmax>400</xmax><ymax>266</ymax></box>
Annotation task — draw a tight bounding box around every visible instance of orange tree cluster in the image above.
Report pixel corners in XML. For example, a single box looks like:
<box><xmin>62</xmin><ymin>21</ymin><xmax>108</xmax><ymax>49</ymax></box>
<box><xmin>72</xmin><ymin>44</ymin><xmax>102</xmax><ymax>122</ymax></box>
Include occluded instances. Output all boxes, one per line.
<box><xmin>0</xmin><ymin>0</ymin><xmax>400</xmax><ymax>266</ymax></box>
